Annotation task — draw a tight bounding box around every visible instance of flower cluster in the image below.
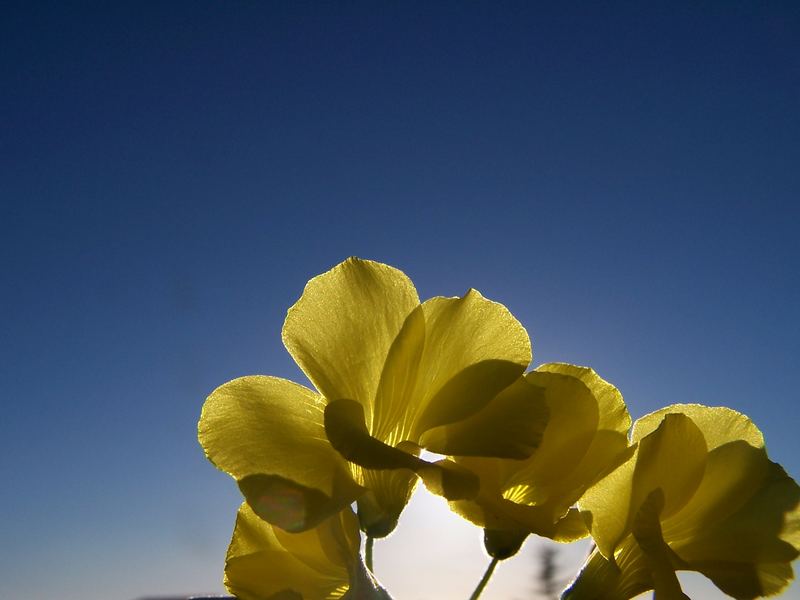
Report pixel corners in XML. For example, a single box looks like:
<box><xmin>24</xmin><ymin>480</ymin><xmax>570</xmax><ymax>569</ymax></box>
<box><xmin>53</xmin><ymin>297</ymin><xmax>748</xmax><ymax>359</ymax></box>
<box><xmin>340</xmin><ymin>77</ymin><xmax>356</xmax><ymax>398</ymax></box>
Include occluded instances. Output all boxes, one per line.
<box><xmin>199</xmin><ymin>258</ymin><xmax>799</xmax><ymax>600</ymax></box>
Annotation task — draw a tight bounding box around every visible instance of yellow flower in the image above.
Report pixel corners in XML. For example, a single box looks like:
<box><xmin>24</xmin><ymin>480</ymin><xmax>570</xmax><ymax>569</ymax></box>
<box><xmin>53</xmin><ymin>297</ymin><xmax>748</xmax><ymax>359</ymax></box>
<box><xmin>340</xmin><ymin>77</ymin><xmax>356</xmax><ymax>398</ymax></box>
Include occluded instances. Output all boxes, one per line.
<box><xmin>199</xmin><ymin>258</ymin><xmax>546</xmax><ymax>536</ymax></box>
<box><xmin>225</xmin><ymin>502</ymin><xmax>392</xmax><ymax>600</ymax></box>
<box><xmin>564</xmin><ymin>404</ymin><xmax>800</xmax><ymax>600</ymax></box>
<box><xmin>448</xmin><ymin>364</ymin><xmax>631</xmax><ymax>558</ymax></box>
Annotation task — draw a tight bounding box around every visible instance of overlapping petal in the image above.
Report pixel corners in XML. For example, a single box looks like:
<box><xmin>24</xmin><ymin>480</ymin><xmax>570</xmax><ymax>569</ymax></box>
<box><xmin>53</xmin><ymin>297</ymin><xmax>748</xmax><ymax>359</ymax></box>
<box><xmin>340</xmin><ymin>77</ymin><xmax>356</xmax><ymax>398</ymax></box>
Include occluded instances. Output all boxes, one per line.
<box><xmin>202</xmin><ymin>257</ymin><xmax>542</xmax><ymax>538</ymax></box>
<box><xmin>419</xmin><ymin>376</ymin><xmax>549</xmax><ymax>459</ymax></box>
<box><xmin>579</xmin><ymin>412</ymin><xmax>707</xmax><ymax>559</ymax></box>
<box><xmin>225</xmin><ymin>502</ymin><xmax>392</xmax><ymax>600</ymax></box>
<box><xmin>565</xmin><ymin>405</ymin><xmax>800</xmax><ymax>600</ymax></box>
<box><xmin>448</xmin><ymin>364</ymin><xmax>631</xmax><ymax>558</ymax></box>
<box><xmin>369</xmin><ymin>288</ymin><xmax>533</xmax><ymax>446</ymax></box>
<box><xmin>280</xmin><ymin>258</ymin><xmax>537</xmax><ymax>533</ymax></box>
<box><xmin>405</xmin><ymin>290</ymin><xmax>532</xmax><ymax>438</ymax></box>
<box><xmin>198</xmin><ymin>376</ymin><xmax>365</xmax><ymax>531</ymax></box>
<box><xmin>323</xmin><ymin>395</ymin><xmax>481</xmax><ymax>535</ymax></box>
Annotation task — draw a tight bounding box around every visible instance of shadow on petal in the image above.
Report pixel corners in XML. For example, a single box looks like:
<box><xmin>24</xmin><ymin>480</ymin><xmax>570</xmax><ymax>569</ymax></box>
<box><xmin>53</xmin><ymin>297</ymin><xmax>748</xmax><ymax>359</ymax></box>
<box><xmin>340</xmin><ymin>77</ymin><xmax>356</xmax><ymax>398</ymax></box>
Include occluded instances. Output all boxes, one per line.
<box><xmin>238</xmin><ymin>473</ymin><xmax>364</xmax><ymax>533</ymax></box>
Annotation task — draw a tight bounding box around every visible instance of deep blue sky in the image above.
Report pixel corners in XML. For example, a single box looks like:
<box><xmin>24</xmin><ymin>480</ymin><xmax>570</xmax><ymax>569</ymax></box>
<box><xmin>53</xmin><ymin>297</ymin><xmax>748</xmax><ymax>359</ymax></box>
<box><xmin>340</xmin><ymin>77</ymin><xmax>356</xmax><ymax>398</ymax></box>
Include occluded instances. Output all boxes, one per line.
<box><xmin>1</xmin><ymin>2</ymin><xmax>798</xmax><ymax>598</ymax></box>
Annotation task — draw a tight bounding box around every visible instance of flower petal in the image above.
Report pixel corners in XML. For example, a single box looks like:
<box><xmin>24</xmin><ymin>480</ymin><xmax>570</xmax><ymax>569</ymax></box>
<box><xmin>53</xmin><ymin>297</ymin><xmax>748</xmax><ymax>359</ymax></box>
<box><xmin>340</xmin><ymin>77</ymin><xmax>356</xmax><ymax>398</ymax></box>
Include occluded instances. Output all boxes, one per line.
<box><xmin>577</xmin><ymin>448</ymin><xmax>637</xmax><ymax>560</ymax></box>
<box><xmin>631</xmin><ymin>412</ymin><xmax>707</xmax><ymax>519</ymax></box>
<box><xmin>451</xmin><ymin>490</ymin><xmax>589</xmax><ymax>549</ymax></box>
<box><xmin>693</xmin><ymin>560</ymin><xmax>795</xmax><ymax>600</ymax></box>
<box><xmin>418</xmin><ymin>457</ymin><xmax>481</xmax><ymax>501</ymax></box>
<box><xmin>536</xmin><ymin>363</ymin><xmax>631</xmax><ymax>441</ymax></box>
<box><xmin>632</xmin><ymin>403</ymin><xmax>763</xmax><ymax>450</ymax></box>
<box><xmin>408</xmin><ymin>290</ymin><xmax>531</xmax><ymax>438</ymax></box>
<box><xmin>502</xmin><ymin>365</ymin><xmax>630</xmax><ymax>509</ymax></box>
<box><xmin>272</xmin><ymin>505</ymin><xmax>361</xmax><ymax>576</ymax></box>
<box><xmin>282</xmin><ymin>257</ymin><xmax>420</xmax><ymax>426</ymax></box>
<box><xmin>631</xmin><ymin>489</ymin><xmax>691</xmax><ymax>600</ymax></box>
<box><xmin>224</xmin><ymin>502</ymin><xmax>354</xmax><ymax>600</ymax></box>
<box><xmin>324</xmin><ymin>397</ymin><xmax>479</xmax><ymax>534</ymax></box>
<box><xmin>573</xmin><ymin>405</ymin><xmax>800</xmax><ymax>600</ymax></box>
<box><xmin>419</xmin><ymin>376</ymin><xmax>549</xmax><ymax>458</ymax></box>
<box><xmin>562</xmin><ymin>541</ymin><xmax>651</xmax><ymax>600</ymax></box>
<box><xmin>672</xmin><ymin>453</ymin><xmax>800</xmax><ymax>597</ymax></box>
<box><xmin>227</xmin><ymin>501</ymin><xmax>395</xmax><ymax>600</ymax></box>
<box><xmin>447</xmin><ymin>455</ymin><xmax>591</xmax><ymax>555</ymax></box>
<box><xmin>580</xmin><ymin>413</ymin><xmax>707</xmax><ymax>559</ymax></box>
<box><xmin>324</xmin><ymin>398</ymin><xmax>421</xmax><ymax>471</ymax></box>
<box><xmin>356</xmin><ymin>467</ymin><xmax>420</xmax><ymax>538</ymax></box>
<box><xmin>199</xmin><ymin>376</ymin><xmax>365</xmax><ymax>531</ymax></box>
<box><xmin>371</xmin><ymin>305</ymin><xmax>427</xmax><ymax>443</ymax></box>
<box><xmin>444</xmin><ymin>365</ymin><xmax>628</xmax><ymax>553</ymax></box>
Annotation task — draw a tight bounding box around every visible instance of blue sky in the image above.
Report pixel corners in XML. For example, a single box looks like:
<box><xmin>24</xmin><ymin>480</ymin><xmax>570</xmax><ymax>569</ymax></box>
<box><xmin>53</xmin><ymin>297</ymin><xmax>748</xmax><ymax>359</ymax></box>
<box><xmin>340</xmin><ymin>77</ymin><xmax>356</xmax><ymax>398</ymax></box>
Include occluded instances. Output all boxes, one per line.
<box><xmin>1</xmin><ymin>2</ymin><xmax>798</xmax><ymax>598</ymax></box>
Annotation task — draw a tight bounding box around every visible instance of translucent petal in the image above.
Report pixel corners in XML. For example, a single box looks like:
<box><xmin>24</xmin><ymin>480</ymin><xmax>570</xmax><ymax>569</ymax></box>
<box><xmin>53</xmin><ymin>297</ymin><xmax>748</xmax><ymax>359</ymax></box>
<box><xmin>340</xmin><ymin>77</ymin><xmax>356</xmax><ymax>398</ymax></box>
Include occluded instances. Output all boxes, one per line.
<box><xmin>226</xmin><ymin>503</ymin><xmax>393</xmax><ymax>599</ymax></box>
<box><xmin>577</xmin><ymin>448</ymin><xmax>637</xmax><ymax>559</ymax></box>
<box><xmin>536</xmin><ymin>363</ymin><xmax>631</xmax><ymax>437</ymax></box>
<box><xmin>324</xmin><ymin>398</ymin><xmax>420</xmax><ymax>470</ymax></box>
<box><xmin>674</xmin><ymin>457</ymin><xmax>799</xmax><ymax>597</ymax></box>
<box><xmin>446</xmin><ymin>365</ymin><xmax>629</xmax><ymax>548</ymax></box>
<box><xmin>224</xmin><ymin>502</ymin><xmax>355</xmax><ymax>600</ymax></box>
<box><xmin>324</xmin><ymin>398</ymin><xmax>479</xmax><ymax>507</ymax></box>
<box><xmin>418</xmin><ymin>457</ymin><xmax>481</xmax><ymax>501</ymax></box>
<box><xmin>419</xmin><ymin>376</ymin><xmax>549</xmax><ymax>458</ymax></box>
<box><xmin>394</xmin><ymin>290</ymin><xmax>531</xmax><ymax>440</ymax></box>
<box><xmin>581</xmin><ymin>413</ymin><xmax>707</xmax><ymax>559</ymax></box>
<box><xmin>563</xmin><ymin>542</ymin><xmax>652</xmax><ymax>600</ymax></box>
<box><xmin>662</xmin><ymin>441</ymin><xmax>774</xmax><ymax>551</ymax></box>
<box><xmin>631</xmin><ymin>489</ymin><xmax>691</xmax><ymax>600</ymax></box>
<box><xmin>633</xmin><ymin>403</ymin><xmax>763</xmax><ymax>451</ymax></box>
<box><xmin>356</xmin><ymin>467</ymin><xmax>419</xmax><ymax>538</ymax></box>
<box><xmin>199</xmin><ymin>376</ymin><xmax>365</xmax><ymax>531</ymax></box>
<box><xmin>273</xmin><ymin>505</ymin><xmax>361</xmax><ymax>575</ymax></box>
<box><xmin>572</xmin><ymin>405</ymin><xmax>800</xmax><ymax>600</ymax></box>
<box><xmin>451</xmin><ymin>491</ymin><xmax>588</xmax><ymax>544</ymax></box>
<box><xmin>282</xmin><ymin>257</ymin><xmax>419</xmax><ymax>426</ymax></box>
<box><xmin>691</xmin><ymin>559</ymin><xmax>795</xmax><ymax>599</ymax></box>
<box><xmin>503</xmin><ymin>365</ymin><xmax>630</xmax><ymax>508</ymax></box>
<box><xmin>631</xmin><ymin>413</ymin><xmax>707</xmax><ymax>519</ymax></box>
<box><xmin>371</xmin><ymin>305</ymin><xmax>427</xmax><ymax>442</ymax></box>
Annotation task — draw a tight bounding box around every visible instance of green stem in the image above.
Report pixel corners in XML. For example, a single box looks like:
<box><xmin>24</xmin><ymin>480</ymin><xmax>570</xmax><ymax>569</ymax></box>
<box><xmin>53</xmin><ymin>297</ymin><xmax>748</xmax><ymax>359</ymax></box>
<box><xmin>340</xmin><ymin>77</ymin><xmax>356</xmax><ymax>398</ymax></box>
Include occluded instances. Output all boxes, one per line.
<box><xmin>365</xmin><ymin>536</ymin><xmax>375</xmax><ymax>572</ymax></box>
<box><xmin>468</xmin><ymin>557</ymin><xmax>499</xmax><ymax>600</ymax></box>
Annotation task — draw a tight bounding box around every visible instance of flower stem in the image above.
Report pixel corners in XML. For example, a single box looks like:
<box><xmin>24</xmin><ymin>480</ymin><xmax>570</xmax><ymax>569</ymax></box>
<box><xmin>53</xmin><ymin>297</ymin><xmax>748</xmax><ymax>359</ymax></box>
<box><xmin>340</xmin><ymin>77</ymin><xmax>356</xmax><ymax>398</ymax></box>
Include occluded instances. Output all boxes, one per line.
<box><xmin>468</xmin><ymin>557</ymin><xmax>499</xmax><ymax>600</ymax></box>
<box><xmin>365</xmin><ymin>536</ymin><xmax>375</xmax><ymax>572</ymax></box>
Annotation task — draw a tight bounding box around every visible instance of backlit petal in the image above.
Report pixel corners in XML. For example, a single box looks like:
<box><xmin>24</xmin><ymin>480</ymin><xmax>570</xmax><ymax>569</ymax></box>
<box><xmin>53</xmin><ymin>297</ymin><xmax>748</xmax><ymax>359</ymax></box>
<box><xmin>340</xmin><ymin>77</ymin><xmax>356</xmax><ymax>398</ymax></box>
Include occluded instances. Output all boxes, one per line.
<box><xmin>631</xmin><ymin>489</ymin><xmax>691</xmax><ymax>600</ymax></box>
<box><xmin>386</xmin><ymin>290</ymin><xmax>530</xmax><ymax>441</ymax></box>
<box><xmin>224</xmin><ymin>502</ymin><xmax>354</xmax><ymax>600</ymax></box>
<box><xmin>563</xmin><ymin>542</ymin><xmax>652</xmax><ymax>600</ymax></box>
<box><xmin>577</xmin><ymin>448</ymin><xmax>637</xmax><ymax>560</ymax></box>
<box><xmin>631</xmin><ymin>413</ymin><xmax>707</xmax><ymax>519</ymax></box>
<box><xmin>199</xmin><ymin>376</ymin><xmax>364</xmax><ymax>531</ymax></box>
<box><xmin>419</xmin><ymin>376</ymin><xmax>549</xmax><ymax>458</ymax></box>
<box><xmin>226</xmin><ymin>503</ymin><xmax>394</xmax><ymax>599</ymax></box>
<box><xmin>632</xmin><ymin>403</ymin><xmax>763</xmax><ymax>450</ymax></box>
<box><xmin>416</xmin><ymin>291</ymin><xmax>531</xmax><ymax>431</ymax></box>
<box><xmin>580</xmin><ymin>412</ymin><xmax>707</xmax><ymax>559</ymax></box>
<box><xmin>672</xmin><ymin>456</ymin><xmax>799</xmax><ymax>598</ymax></box>
<box><xmin>447</xmin><ymin>365</ymin><xmax>628</xmax><ymax>555</ymax></box>
<box><xmin>371</xmin><ymin>305</ymin><xmax>427</xmax><ymax>443</ymax></box>
<box><xmin>324</xmin><ymin>397</ymin><xmax>479</xmax><ymax>535</ymax></box>
<box><xmin>571</xmin><ymin>405</ymin><xmax>800</xmax><ymax>599</ymax></box>
<box><xmin>356</xmin><ymin>467</ymin><xmax>419</xmax><ymax>538</ymax></box>
<box><xmin>503</xmin><ymin>365</ymin><xmax>630</xmax><ymax>509</ymax></box>
<box><xmin>282</xmin><ymin>257</ymin><xmax>419</xmax><ymax>426</ymax></box>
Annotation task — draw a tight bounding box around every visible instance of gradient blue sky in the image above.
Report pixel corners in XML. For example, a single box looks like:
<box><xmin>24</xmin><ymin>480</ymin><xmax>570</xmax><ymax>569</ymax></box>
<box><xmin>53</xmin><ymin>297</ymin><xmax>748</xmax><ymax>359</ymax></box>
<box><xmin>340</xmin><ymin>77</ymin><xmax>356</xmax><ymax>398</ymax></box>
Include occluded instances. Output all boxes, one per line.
<box><xmin>2</xmin><ymin>2</ymin><xmax>799</xmax><ymax>599</ymax></box>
